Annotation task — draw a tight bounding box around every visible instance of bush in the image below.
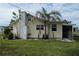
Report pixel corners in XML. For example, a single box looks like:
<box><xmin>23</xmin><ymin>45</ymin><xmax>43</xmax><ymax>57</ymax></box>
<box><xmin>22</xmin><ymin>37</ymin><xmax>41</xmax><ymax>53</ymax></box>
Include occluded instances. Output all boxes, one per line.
<box><xmin>4</xmin><ymin>26</ymin><xmax>13</xmax><ymax>40</ymax></box>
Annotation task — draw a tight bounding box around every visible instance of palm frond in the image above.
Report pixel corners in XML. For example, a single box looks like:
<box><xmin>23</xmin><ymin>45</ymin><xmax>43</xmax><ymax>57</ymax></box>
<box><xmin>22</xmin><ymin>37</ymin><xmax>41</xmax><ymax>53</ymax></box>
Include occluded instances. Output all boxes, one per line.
<box><xmin>50</xmin><ymin>14</ymin><xmax>62</xmax><ymax>22</ymax></box>
<box><xmin>13</xmin><ymin>12</ymin><xmax>16</xmax><ymax>15</ymax></box>
<box><xmin>42</xmin><ymin>7</ymin><xmax>49</xmax><ymax>20</ymax></box>
<box><xmin>54</xmin><ymin>14</ymin><xmax>61</xmax><ymax>21</ymax></box>
<box><xmin>36</xmin><ymin>11</ymin><xmax>46</xmax><ymax>19</ymax></box>
<box><xmin>49</xmin><ymin>11</ymin><xmax>61</xmax><ymax>17</ymax></box>
<box><xmin>42</xmin><ymin>7</ymin><xmax>47</xmax><ymax>15</ymax></box>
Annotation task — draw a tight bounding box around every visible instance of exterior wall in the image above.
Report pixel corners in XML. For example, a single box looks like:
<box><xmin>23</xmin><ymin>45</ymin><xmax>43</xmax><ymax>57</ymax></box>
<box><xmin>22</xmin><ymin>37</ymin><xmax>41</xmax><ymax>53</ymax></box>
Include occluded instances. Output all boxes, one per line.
<box><xmin>27</xmin><ymin>18</ymin><xmax>63</xmax><ymax>39</ymax></box>
<box><xmin>18</xmin><ymin>20</ymin><xmax>27</xmax><ymax>39</ymax></box>
<box><xmin>12</xmin><ymin>24</ymin><xmax>17</xmax><ymax>36</ymax></box>
<box><xmin>12</xmin><ymin>11</ymin><xmax>27</xmax><ymax>39</ymax></box>
<box><xmin>49</xmin><ymin>23</ymin><xmax>63</xmax><ymax>39</ymax></box>
<box><xmin>27</xmin><ymin>18</ymin><xmax>46</xmax><ymax>39</ymax></box>
<box><xmin>18</xmin><ymin>12</ymin><xmax>27</xmax><ymax>39</ymax></box>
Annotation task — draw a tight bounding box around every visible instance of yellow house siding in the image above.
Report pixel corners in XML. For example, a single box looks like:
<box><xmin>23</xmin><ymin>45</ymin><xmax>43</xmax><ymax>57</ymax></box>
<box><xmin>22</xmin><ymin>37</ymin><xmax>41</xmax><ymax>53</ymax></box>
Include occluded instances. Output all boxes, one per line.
<box><xmin>28</xmin><ymin>17</ymin><xmax>63</xmax><ymax>39</ymax></box>
<box><xmin>47</xmin><ymin>23</ymin><xmax>62</xmax><ymax>39</ymax></box>
<box><xmin>27</xmin><ymin>18</ymin><xmax>46</xmax><ymax>38</ymax></box>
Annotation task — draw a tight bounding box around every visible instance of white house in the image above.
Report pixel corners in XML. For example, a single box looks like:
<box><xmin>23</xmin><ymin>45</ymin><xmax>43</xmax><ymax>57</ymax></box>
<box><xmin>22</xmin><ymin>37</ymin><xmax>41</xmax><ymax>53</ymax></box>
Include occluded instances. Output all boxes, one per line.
<box><xmin>12</xmin><ymin>10</ymin><xmax>73</xmax><ymax>40</ymax></box>
<box><xmin>0</xmin><ymin>26</ymin><xmax>4</xmax><ymax>34</ymax></box>
<box><xmin>12</xmin><ymin>10</ymin><xmax>27</xmax><ymax>39</ymax></box>
<box><xmin>0</xmin><ymin>26</ymin><xmax>4</xmax><ymax>39</ymax></box>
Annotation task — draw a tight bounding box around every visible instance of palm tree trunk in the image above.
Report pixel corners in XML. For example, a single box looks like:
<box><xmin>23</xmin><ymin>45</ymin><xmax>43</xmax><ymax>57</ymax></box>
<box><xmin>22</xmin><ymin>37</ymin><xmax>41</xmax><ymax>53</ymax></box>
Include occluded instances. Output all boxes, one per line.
<box><xmin>48</xmin><ymin>23</ymin><xmax>50</xmax><ymax>39</ymax></box>
<box><xmin>38</xmin><ymin>29</ymin><xmax>41</xmax><ymax>39</ymax></box>
<box><xmin>52</xmin><ymin>31</ymin><xmax>54</xmax><ymax>39</ymax></box>
<box><xmin>44</xmin><ymin>22</ymin><xmax>46</xmax><ymax>39</ymax></box>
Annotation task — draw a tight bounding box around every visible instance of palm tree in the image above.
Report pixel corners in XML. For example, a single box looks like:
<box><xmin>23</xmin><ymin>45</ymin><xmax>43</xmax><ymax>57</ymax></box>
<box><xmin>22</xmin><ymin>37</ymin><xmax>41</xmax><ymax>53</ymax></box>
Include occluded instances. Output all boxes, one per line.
<box><xmin>10</xmin><ymin>11</ymin><xmax>19</xmax><ymax>39</ymax></box>
<box><xmin>36</xmin><ymin>7</ymin><xmax>62</xmax><ymax>39</ymax></box>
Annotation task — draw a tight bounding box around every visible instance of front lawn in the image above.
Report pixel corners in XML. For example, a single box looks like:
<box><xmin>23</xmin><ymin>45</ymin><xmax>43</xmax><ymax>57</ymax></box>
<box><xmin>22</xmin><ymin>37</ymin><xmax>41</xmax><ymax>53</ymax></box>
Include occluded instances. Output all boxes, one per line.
<box><xmin>73</xmin><ymin>32</ymin><xmax>79</xmax><ymax>40</ymax></box>
<box><xmin>0</xmin><ymin>39</ymin><xmax>79</xmax><ymax>56</ymax></box>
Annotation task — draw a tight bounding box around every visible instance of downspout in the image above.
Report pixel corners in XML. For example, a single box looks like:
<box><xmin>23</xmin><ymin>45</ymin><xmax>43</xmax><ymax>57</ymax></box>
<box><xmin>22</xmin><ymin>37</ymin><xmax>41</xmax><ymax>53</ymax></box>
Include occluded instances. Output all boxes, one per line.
<box><xmin>72</xmin><ymin>25</ymin><xmax>73</xmax><ymax>40</ymax></box>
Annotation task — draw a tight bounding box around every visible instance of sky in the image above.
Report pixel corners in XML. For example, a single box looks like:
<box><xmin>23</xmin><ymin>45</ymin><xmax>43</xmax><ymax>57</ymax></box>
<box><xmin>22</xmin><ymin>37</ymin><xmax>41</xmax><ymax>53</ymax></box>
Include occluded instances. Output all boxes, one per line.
<box><xmin>0</xmin><ymin>3</ymin><xmax>79</xmax><ymax>27</ymax></box>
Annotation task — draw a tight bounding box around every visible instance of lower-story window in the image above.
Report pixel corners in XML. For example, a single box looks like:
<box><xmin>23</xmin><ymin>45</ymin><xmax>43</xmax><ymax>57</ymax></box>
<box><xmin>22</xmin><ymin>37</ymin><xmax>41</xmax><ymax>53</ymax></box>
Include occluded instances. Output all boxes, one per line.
<box><xmin>36</xmin><ymin>25</ymin><xmax>40</xmax><ymax>30</ymax></box>
<box><xmin>41</xmin><ymin>25</ymin><xmax>44</xmax><ymax>30</ymax></box>
<box><xmin>27</xmin><ymin>33</ymin><xmax>31</xmax><ymax>36</ymax></box>
<box><xmin>52</xmin><ymin>24</ymin><xmax>57</xmax><ymax>31</ymax></box>
<box><xmin>36</xmin><ymin>25</ymin><xmax>44</xmax><ymax>30</ymax></box>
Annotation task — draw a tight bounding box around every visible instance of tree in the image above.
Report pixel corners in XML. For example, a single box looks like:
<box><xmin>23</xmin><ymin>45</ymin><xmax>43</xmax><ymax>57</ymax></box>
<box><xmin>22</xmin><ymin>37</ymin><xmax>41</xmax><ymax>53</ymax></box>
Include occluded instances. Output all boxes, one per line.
<box><xmin>12</xmin><ymin>12</ymin><xmax>19</xmax><ymax>20</ymax></box>
<box><xmin>4</xmin><ymin>12</ymin><xmax>18</xmax><ymax>40</ymax></box>
<box><xmin>9</xmin><ymin>11</ymin><xmax>19</xmax><ymax>39</ymax></box>
<box><xmin>4</xmin><ymin>26</ymin><xmax>13</xmax><ymax>39</ymax></box>
<box><xmin>36</xmin><ymin>7</ymin><xmax>62</xmax><ymax>39</ymax></box>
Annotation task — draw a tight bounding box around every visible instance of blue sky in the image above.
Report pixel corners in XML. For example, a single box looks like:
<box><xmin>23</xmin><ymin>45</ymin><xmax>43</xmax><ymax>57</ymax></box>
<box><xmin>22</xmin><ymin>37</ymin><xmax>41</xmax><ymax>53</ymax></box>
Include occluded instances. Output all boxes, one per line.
<box><xmin>0</xmin><ymin>3</ymin><xmax>79</xmax><ymax>27</ymax></box>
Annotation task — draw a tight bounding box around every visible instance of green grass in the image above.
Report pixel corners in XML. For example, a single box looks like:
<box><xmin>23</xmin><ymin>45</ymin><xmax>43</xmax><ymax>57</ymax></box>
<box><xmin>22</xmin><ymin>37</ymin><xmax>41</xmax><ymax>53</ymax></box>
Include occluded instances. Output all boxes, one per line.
<box><xmin>0</xmin><ymin>39</ymin><xmax>79</xmax><ymax>56</ymax></box>
<box><xmin>73</xmin><ymin>32</ymin><xmax>79</xmax><ymax>36</ymax></box>
<box><xmin>73</xmin><ymin>32</ymin><xmax>79</xmax><ymax>40</ymax></box>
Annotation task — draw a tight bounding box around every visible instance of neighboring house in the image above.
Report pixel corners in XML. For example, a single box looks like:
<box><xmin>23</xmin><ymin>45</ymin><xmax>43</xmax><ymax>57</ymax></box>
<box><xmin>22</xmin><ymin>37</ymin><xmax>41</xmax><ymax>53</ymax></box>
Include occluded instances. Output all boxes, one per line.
<box><xmin>78</xmin><ymin>28</ymin><xmax>79</xmax><ymax>32</ymax></box>
<box><xmin>12</xmin><ymin>10</ymin><xmax>73</xmax><ymax>40</ymax></box>
<box><xmin>0</xmin><ymin>26</ymin><xmax>4</xmax><ymax>39</ymax></box>
<box><xmin>0</xmin><ymin>26</ymin><xmax>4</xmax><ymax>34</ymax></box>
<box><xmin>73</xmin><ymin>27</ymin><xmax>78</xmax><ymax>32</ymax></box>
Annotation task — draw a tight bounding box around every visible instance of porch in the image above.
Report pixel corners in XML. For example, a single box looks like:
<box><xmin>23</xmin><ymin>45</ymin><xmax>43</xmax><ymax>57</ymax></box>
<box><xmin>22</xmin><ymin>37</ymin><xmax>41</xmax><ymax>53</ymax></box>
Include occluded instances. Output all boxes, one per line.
<box><xmin>62</xmin><ymin>25</ymin><xmax>73</xmax><ymax>40</ymax></box>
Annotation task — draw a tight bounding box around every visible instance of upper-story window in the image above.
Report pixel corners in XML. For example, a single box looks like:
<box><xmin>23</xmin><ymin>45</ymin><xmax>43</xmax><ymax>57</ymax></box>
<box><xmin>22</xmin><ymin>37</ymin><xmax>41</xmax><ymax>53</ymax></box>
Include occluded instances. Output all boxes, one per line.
<box><xmin>26</xmin><ymin>14</ymin><xmax>32</xmax><ymax>21</ymax></box>
<box><xmin>28</xmin><ymin>18</ymin><xmax>31</xmax><ymax>21</ymax></box>
<box><xmin>36</xmin><ymin>25</ymin><xmax>44</xmax><ymax>30</ymax></box>
<box><xmin>52</xmin><ymin>24</ymin><xmax>57</xmax><ymax>31</ymax></box>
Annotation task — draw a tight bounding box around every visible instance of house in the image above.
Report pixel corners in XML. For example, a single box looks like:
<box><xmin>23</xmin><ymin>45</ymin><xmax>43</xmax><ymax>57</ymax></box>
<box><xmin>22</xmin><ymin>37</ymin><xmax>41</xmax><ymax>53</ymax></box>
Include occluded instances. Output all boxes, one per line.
<box><xmin>12</xmin><ymin>10</ymin><xmax>73</xmax><ymax>40</ymax></box>
<box><xmin>0</xmin><ymin>26</ymin><xmax>5</xmax><ymax>39</ymax></box>
<box><xmin>12</xmin><ymin>10</ymin><xmax>27</xmax><ymax>39</ymax></box>
<box><xmin>73</xmin><ymin>27</ymin><xmax>78</xmax><ymax>32</ymax></box>
<box><xmin>0</xmin><ymin>26</ymin><xmax>4</xmax><ymax>34</ymax></box>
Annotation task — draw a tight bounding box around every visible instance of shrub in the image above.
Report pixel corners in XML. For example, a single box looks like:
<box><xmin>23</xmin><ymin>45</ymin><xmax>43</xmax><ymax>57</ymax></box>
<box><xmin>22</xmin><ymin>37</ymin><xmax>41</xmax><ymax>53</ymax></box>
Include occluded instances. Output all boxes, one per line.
<box><xmin>4</xmin><ymin>26</ymin><xmax>13</xmax><ymax>40</ymax></box>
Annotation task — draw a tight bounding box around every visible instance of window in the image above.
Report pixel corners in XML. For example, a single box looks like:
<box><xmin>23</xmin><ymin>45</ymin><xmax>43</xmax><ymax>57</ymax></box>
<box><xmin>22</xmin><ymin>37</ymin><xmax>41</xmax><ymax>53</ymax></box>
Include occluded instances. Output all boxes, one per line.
<box><xmin>27</xmin><ymin>33</ymin><xmax>31</xmax><ymax>36</ymax></box>
<box><xmin>36</xmin><ymin>25</ymin><xmax>40</xmax><ymax>30</ymax></box>
<box><xmin>52</xmin><ymin>24</ymin><xmax>57</xmax><ymax>31</ymax></box>
<box><xmin>41</xmin><ymin>25</ymin><xmax>44</xmax><ymax>30</ymax></box>
<box><xmin>27</xmin><ymin>14</ymin><xmax>31</xmax><ymax>21</ymax></box>
<box><xmin>28</xmin><ymin>18</ymin><xmax>31</xmax><ymax>21</ymax></box>
<box><xmin>36</xmin><ymin>25</ymin><xmax>44</xmax><ymax>30</ymax></box>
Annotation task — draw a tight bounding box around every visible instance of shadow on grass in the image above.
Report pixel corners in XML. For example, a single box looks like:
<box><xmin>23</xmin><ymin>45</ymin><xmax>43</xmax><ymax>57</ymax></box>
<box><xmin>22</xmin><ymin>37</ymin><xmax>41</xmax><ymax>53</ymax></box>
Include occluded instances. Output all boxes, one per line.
<box><xmin>0</xmin><ymin>44</ymin><xmax>19</xmax><ymax>56</ymax></box>
<box><xmin>0</xmin><ymin>40</ymin><xmax>79</xmax><ymax>56</ymax></box>
<box><xmin>64</xmin><ymin>48</ymin><xmax>79</xmax><ymax>56</ymax></box>
<box><xmin>74</xmin><ymin>35</ymin><xmax>79</xmax><ymax>41</ymax></box>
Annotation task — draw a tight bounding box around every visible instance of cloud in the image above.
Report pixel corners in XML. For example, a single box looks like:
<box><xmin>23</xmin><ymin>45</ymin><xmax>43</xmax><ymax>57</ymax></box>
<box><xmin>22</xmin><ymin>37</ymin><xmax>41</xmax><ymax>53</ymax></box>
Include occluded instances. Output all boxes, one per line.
<box><xmin>0</xmin><ymin>3</ymin><xmax>79</xmax><ymax>27</ymax></box>
<box><xmin>13</xmin><ymin>3</ymin><xmax>53</xmax><ymax>14</ymax></box>
<box><xmin>0</xmin><ymin>4</ymin><xmax>19</xmax><ymax>26</ymax></box>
